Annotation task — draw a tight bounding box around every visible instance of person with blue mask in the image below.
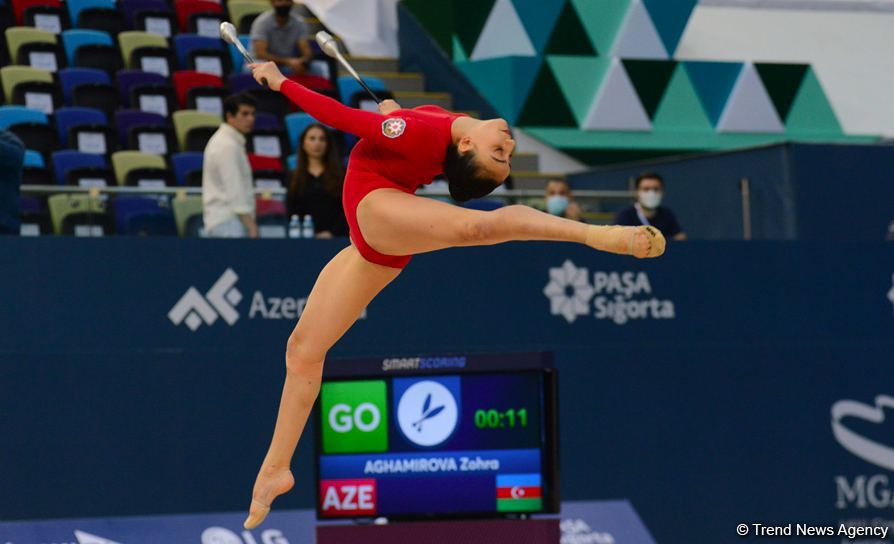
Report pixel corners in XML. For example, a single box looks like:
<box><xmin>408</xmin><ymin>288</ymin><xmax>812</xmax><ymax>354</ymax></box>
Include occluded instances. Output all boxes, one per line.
<box><xmin>544</xmin><ymin>179</ymin><xmax>584</xmax><ymax>222</ymax></box>
<box><xmin>615</xmin><ymin>172</ymin><xmax>686</xmax><ymax>241</ymax></box>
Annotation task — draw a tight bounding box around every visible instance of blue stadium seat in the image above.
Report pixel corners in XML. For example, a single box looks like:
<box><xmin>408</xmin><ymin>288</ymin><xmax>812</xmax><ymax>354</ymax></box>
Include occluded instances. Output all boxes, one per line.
<box><xmin>228</xmin><ymin>34</ymin><xmax>250</xmax><ymax>72</ymax></box>
<box><xmin>172</xmin><ymin>34</ymin><xmax>221</xmax><ymax>67</ymax></box>
<box><xmin>51</xmin><ymin>149</ymin><xmax>107</xmax><ymax>184</ymax></box>
<box><xmin>228</xmin><ymin>71</ymin><xmax>258</xmax><ymax>94</ymax></box>
<box><xmin>54</xmin><ymin>106</ymin><xmax>106</xmax><ymax>146</ymax></box>
<box><xmin>66</xmin><ymin>0</ymin><xmax>114</xmax><ymax>26</ymax></box>
<box><xmin>284</xmin><ymin>112</ymin><xmax>317</xmax><ymax>152</ymax></box>
<box><xmin>120</xmin><ymin>0</ymin><xmax>170</xmax><ymax>28</ymax></box>
<box><xmin>114</xmin><ymin>109</ymin><xmax>165</xmax><ymax>142</ymax></box>
<box><xmin>112</xmin><ymin>196</ymin><xmax>176</xmax><ymax>235</ymax></box>
<box><xmin>171</xmin><ymin>151</ymin><xmax>202</xmax><ymax>185</ymax></box>
<box><xmin>61</xmin><ymin>29</ymin><xmax>112</xmax><ymax>65</ymax></box>
<box><xmin>254</xmin><ymin>112</ymin><xmax>282</xmax><ymax>131</ymax></box>
<box><xmin>116</xmin><ymin>69</ymin><xmax>167</xmax><ymax>106</ymax></box>
<box><xmin>337</xmin><ymin>75</ymin><xmax>385</xmax><ymax>105</ymax></box>
<box><xmin>23</xmin><ymin>149</ymin><xmax>44</xmax><ymax>167</ymax></box>
<box><xmin>58</xmin><ymin>67</ymin><xmax>110</xmax><ymax>104</ymax></box>
<box><xmin>0</xmin><ymin>105</ymin><xmax>48</xmax><ymax>128</ymax></box>
<box><xmin>286</xmin><ymin>153</ymin><xmax>296</xmax><ymax>171</ymax></box>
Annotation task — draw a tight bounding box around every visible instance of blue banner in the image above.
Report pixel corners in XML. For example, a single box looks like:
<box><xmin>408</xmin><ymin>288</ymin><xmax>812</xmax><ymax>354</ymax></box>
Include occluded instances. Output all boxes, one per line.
<box><xmin>1</xmin><ymin>238</ymin><xmax>893</xmax><ymax>543</ymax></box>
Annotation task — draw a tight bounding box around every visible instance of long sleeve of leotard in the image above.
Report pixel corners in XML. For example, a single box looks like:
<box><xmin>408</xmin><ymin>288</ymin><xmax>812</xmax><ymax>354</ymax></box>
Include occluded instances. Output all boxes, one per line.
<box><xmin>279</xmin><ymin>80</ymin><xmax>442</xmax><ymax>152</ymax></box>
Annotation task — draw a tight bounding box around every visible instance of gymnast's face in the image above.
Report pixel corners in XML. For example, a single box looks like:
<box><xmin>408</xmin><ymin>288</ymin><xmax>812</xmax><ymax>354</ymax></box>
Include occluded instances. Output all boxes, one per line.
<box><xmin>459</xmin><ymin>118</ymin><xmax>516</xmax><ymax>182</ymax></box>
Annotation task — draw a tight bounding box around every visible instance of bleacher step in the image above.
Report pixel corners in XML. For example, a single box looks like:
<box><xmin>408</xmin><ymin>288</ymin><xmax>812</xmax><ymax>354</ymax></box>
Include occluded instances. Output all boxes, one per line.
<box><xmin>342</xmin><ymin>56</ymin><xmax>399</xmax><ymax>74</ymax></box>
<box><xmin>360</xmin><ymin>71</ymin><xmax>425</xmax><ymax>93</ymax></box>
<box><xmin>510</xmin><ymin>172</ymin><xmax>564</xmax><ymax>191</ymax></box>
<box><xmin>393</xmin><ymin>91</ymin><xmax>452</xmax><ymax>110</ymax></box>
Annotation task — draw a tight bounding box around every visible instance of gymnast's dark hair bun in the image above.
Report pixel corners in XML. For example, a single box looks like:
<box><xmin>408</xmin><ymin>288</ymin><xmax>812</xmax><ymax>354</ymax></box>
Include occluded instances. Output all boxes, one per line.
<box><xmin>444</xmin><ymin>144</ymin><xmax>501</xmax><ymax>203</ymax></box>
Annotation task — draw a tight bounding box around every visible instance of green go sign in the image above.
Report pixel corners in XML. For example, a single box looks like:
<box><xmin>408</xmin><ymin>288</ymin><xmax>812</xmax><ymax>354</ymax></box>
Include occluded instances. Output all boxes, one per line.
<box><xmin>321</xmin><ymin>380</ymin><xmax>388</xmax><ymax>454</ymax></box>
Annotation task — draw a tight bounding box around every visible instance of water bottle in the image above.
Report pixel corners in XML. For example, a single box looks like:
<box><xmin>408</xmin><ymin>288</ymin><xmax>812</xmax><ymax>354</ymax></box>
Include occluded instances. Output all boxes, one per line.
<box><xmin>301</xmin><ymin>215</ymin><xmax>315</xmax><ymax>239</ymax></box>
<box><xmin>288</xmin><ymin>215</ymin><xmax>301</xmax><ymax>239</ymax></box>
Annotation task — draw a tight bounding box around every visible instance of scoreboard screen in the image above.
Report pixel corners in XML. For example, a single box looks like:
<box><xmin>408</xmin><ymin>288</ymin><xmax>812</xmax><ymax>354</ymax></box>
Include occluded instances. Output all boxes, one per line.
<box><xmin>314</xmin><ymin>353</ymin><xmax>559</xmax><ymax>520</ymax></box>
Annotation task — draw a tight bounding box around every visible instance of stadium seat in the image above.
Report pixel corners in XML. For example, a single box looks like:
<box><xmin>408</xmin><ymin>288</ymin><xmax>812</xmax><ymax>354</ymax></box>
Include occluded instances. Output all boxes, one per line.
<box><xmin>172</xmin><ymin>194</ymin><xmax>202</xmax><ymax>236</ymax></box>
<box><xmin>286</xmin><ymin>153</ymin><xmax>296</xmax><ymax>171</ymax></box>
<box><xmin>247</xmin><ymin>128</ymin><xmax>287</xmax><ymax>159</ymax></box>
<box><xmin>116</xmin><ymin>109</ymin><xmax>175</xmax><ymax>154</ymax></box>
<box><xmin>227</xmin><ymin>2</ymin><xmax>265</xmax><ymax>34</ymax></box>
<box><xmin>337</xmin><ymin>75</ymin><xmax>385</xmax><ymax>106</ymax></box>
<box><xmin>70</xmin><ymin>81</ymin><xmax>120</xmax><ymax>120</ymax></box>
<box><xmin>129</xmin><ymin>83</ymin><xmax>177</xmax><ymax>118</ymax></box>
<box><xmin>5</xmin><ymin>27</ymin><xmax>57</xmax><ymax>67</ymax></box>
<box><xmin>61</xmin><ymin>29</ymin><xmax>111</xmax><ymax>65</ymax></box>
<box><xmin>51</xmin><ymin>149</ymin><xmax>108</xmax><ymax>184</ymax></box>
<box><xmin>171</xmin><ymin>151</ymin><xmax>202</xmax><ymax>185</ymax></box>
<box><xmin>16</xmin><ymin>40</ymin><xmax>66</xmax><ymax>73</ymax></box>
<box><xmin>58</xmin><ymin>67</ymin><xmax>109</xmax><ymax>103</ymax></box>
<box><xmin>22</xmin><ymin>4</ymin><xmax>70</xmax><ymax>35</ymax></box>
<box><xmin>66</xmin><ymin>0</ymin><xmax>114</xmax><ymax>27</ymax></box>
<box><xmin>0</xmin><ymin>105</ymin><xmax>47</xmax><ymax>128</ymax></box>
<box><xmin>174</xmin><ymin>0</ymin><xmax>223</xmax><ymax>37</ymax></box>
<box><xmin>55</xmin><ymin>106</ymin><xmax>106</xmax><ymax>145</ymax></box>
<box><xmin>23</xmin><ymin>148</ymin><xmax>44</xmax><ymax>167</ymax></box>
<box><xmin>10</xmin><ymin>80</ymin><xmax>62</xmax><ymax>114</ymax></box>
<box><xmin>0</xmin><ymin>65</ymin><xmax>52</xmax><ymax>99</ymax></box>
<box><xmin>116</xmin><ymin>69</ymin><xmax>166</xmax><ymax>105</ymax></box>
<box><xmin>0</xmin><ymin>105</ymin><xmax>55</xmax><ymax>160</ymax></box>
<box><xmin>133</xmin><ymin>10</ymin><xmax>176</xmax><ymax>39</ymax></box>
<box><xmin>68</xmin><ymin>121</ymin><xmax>116</xmax><ymax>155</ymax></box>
<box><xmin>77</xmin><ymin>6</ymin><xmax>124</xmax><ymax>36</ymax></box>
<box><xmin>22</xmin><ymin>163</ymin><xmax>54</xmax><ymax>185</ymax></box>
<box><xmin>118</xmin><ymin>30</ymin><xmax>167</xmax><ymax>67</ymax></box>
<box><xmin>19</xmin><ymin>194</ymin><xmax>52</xmax><ymax>235</ymax></box>
<box><xmin>48</xmin><ymin>193</ymin><xmax>111</xmax><ymax>235</ymax></box>
<box><xmin>172</xmin><ymin>109</ymin><xmax>220</xmax><ymax>151</ymax></box>
<box><xmin>173</xmin><ymin>34</ymin><xmax>228</xmax><ymax>75</ymax></box>
<box><xmin>73</xmin><ymin>43</ymin><xmax>122</xmax><ymax>76</ymax></box>
<box><xmin>247</xmin><ymin>153</ymin><xmax>281</xmax><ymax>172</ymax></box>
<box><xmin>112</xmin><ymin>195</ymin><xmax>177</xmax><ymax>235</ymax></box>
<box><xmin>253</xmin><ymin>112</ymin><xmax>282</xmax><ymax>131</ymax></box>
<box><xmin>253</xmin><ymin>169</ymin><xmax>285</xmax><ymax>190</ymax></box>
<box><xmin>187</xmin><ymin>86</ymin><xmax>227</xmax><ymax>116</ymax></box>
<box><xmin>228</xmin><ymin>71</ymin><xmax>259</xmax><ymax>94</ymax></box>
<box><xmin>172</xmin><ymin>70</ymin><xmax>222</xmax><ymax>108</ymax></box>
<box><xmin>284</xmin><ymin>112</ymin><xmax>318</xmax><ymax>152</ymax></box>
<box><xmin>12</xmin><ymin>0</ymin><xmax>60</xmax><ymax>25</ymax></box>
<box><xmin>0</xmin><ymin>3</ymin><xmax>13</xmax><ymax>67</ymax></box>
<box><xmin>110</xmin><ymin>150</ymin><xmax>165</xmax><ymax>185</ymax></box>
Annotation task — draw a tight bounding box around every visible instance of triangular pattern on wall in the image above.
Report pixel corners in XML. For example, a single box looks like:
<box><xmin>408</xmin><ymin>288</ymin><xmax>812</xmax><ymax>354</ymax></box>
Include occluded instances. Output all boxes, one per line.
<box><xmin>717</xmin><ymin>63</ymin><xmax>784</xmax><ymax>133</ymax></box>
<box><xmin>516</xmin><ymin>61</ymin><xmax>579</xmax><ymax>127</ymax></box>
<box><xmin>457</xmin><ymin>56</ymin><xmax>541</xmax><ymax>124</ymax></box>
<box><xmin>470</xmin><ymin>0</ymin><xmax>536</xmax><ymax>61</ymax></box>
<box><xmin>452</xmin><ymin>35</ymin><xmax>468</xmax><ymax>63</ymax></box>
<box><xmin>511</xmin><ymin>0</ymin><xmax>566</xmax><ymax>54</ymax></box>
<box><xmin>785</xmin><ymin>68</ymin><xmax>844</xmax><ymax>135</ymax></box>
<box><xmin>548</xmin><ymin>55</ymin><xmax>612</xmax><ymax>126</ymax></box>
<box><xmin>651</xmin><ymin>64</ymin><xmax>714</xmax><ymax>132</ymax></box>
<box><xmin>623</xmin><ymin>59</ymin><xmax>677</xmax><ymax>119</ymax></box>
<box><xmin>454</xmin><ymin>0</ymin><xmax>498</xmax><ymax>57</ymax></box>
<box><xmin>582</xmin><ymin>58</ymin><xmax>652</xmax><ymax>131</ymax></box>
<box><xmin>572</xmin><ymin>0</ymin><xmax>630</xmax><ymax>54</ymax></box>
<box><xmin>402</xmin><ymin>0</ymin><xmax>454</xmax><ymax>55</ymax></box>
<box><xmin>755</xmin><ymin>63</ymin><xmax>809</xmax><ymax>121</ymax></box>
<box><xmin>612</xmin><ymin>0</ymin><xmax>668</xmax><ymax>59</ymax></box>
<box><xmin>641</xmin><ymin>0</ymin><xmax>698</xmax><ymax>55</ymax></box>
<box><xmin>544</xmin><ymin>0</ymin><xmax>597</xmax><ymax>56</ymax></box>
<box><xmin>684</xmin><ymin>61</ymin><xmax>743</xmax><ymax>126</ymax></box>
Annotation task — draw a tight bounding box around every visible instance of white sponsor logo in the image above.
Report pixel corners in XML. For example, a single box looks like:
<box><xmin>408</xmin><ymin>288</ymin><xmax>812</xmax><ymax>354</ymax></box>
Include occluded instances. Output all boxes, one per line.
<box><xmin>832</xmin><ymin>395</ymin><xmax>894</xmax><ymax>511</ymax></box>
<box><xmin>560</xmin><ymin>518</ymin><xmax>615</xmax><ymax>544</ymax></box>
<box><xmin>544</xmin><ymin>260</ymin><xmax>675</xmax><ymax>325</ymax></box>
<box><xmin>887</xmin><ymin>274</ymin><xmax>894</xmax><ymax>314</ymax></box>
<box><xmin>201</xmin><ymin>526</ymin><xmax>289</xmax><ymax>544</ymax></box>
<box><xmin>74</xmin><ymin>530</ymin><xmax>122</xmax><ymax>544</ymax></box>
<box><xmin>169</xmin><ymin>270</ymin><xmax>366</xmax><ymax>331</ymax></box>
<box><xmin>168</xmin><ymin>269</ymin><xmax>241</xmax><ymax>331</ymax></box>
<box><xmin>396</xmin><ymin>381</ymin><xmax>458</xmax><ymax>447</ymax></box>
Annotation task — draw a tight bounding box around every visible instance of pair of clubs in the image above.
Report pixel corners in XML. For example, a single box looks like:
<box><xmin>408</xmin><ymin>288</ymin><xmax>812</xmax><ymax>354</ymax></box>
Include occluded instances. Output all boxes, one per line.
<box><xmin>219</xmin><ymin>22</ymin><xmax>382</xmax><ymax>104</ymax></box>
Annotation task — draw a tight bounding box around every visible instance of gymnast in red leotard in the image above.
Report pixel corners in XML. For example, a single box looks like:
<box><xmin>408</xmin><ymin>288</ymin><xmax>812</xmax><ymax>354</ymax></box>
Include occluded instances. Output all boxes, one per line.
<box><xmin>242</xmin><ymin>62</ymin><xmax>667</xmax><ymax>529</ymax></box>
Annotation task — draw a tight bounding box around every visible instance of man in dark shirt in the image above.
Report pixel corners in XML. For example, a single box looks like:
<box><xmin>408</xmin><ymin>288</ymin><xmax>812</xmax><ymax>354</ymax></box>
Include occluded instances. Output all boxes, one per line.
<box><xmin>615</xmin><ymin>171</ymin><xmax>686</xmax><ymax>240</ymax></box>
<box><xmin>0</xmin><ymin>129</ymin><xmax>25</xmax><ymax>235</ymax></box>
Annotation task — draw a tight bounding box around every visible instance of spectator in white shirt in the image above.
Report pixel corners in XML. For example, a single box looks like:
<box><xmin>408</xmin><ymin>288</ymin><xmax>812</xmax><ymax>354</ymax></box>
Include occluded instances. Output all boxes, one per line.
<box><xmin>203</xmin><ymin>94</ymin><xmax>258</xmax><ymax>238</ymax></box>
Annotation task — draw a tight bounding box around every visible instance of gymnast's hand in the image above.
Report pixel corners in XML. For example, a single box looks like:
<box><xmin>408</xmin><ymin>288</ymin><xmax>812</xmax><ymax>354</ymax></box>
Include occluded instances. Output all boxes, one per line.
<box><xmin>249</xmin><ymin>62</ymin><xmax>287</xmax><ymax>92</ymax></box>
<box><xmin>378</xmin><ymin>99</ymin><xmax>401</xmax><ymax>115</ymax></box>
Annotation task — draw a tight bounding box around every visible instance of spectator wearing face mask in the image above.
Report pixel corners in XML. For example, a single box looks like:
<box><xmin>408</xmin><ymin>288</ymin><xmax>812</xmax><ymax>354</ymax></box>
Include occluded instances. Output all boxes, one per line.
<box><xmin>615</xmin><ymin>172</ymin><xmax>686</xmax><ymax>240</ymax></box>
<box><xmin>543</xmin><ymin>179</ymin><xmax>584</xmax><ymax>222</ymax></box>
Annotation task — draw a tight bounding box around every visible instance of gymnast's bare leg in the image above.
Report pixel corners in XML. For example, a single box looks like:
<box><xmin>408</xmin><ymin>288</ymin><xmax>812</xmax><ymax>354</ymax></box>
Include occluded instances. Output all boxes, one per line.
<box><xmin>244</xmin><ymin>190</ymin><xmax>663</xmax><ymax>528</ymax></box>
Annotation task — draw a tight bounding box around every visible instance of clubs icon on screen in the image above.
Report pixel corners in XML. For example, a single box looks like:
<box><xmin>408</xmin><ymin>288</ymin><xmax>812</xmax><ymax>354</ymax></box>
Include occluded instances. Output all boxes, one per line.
<box><xmin>397</xmin><ymin>380</ymin><xmax>458</xmax><ymax>447</ymax></box>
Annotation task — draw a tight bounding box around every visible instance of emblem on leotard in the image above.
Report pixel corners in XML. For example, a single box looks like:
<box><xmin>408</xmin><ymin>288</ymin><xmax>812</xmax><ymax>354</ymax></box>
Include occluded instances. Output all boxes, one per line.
<box><xmin>382</xmin><ymin>118</ymin><xmax>406</xmax><ymax>138</ymax></box>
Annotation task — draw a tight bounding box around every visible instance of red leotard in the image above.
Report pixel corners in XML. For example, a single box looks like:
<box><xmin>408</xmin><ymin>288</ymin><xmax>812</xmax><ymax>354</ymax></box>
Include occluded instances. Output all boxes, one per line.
<box><xmin>280</xmin><ymin>80</ymin><xmax>464</xmax><ymax>269</ymax></box>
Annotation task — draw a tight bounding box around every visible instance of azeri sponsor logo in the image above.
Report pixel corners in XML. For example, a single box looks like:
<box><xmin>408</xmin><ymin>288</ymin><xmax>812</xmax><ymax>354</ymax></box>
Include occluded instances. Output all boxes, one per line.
<box><xmin>544</xmin><ymin>260</ymin><xmax>675</xmax><ymax>325</ymax></box>
<box><xmin>831</xmin><ymin>395</ymin><xmax>894</xmax><ymax>510</ymax></box>
<box><xmin>74</xmin><ymin>530</ymin><xmax>122</xmax><ymax>544</ymax></box>
<box><xmin>168</xmin><ymin>268</ymin><xmax>241</xmax><ymax>331</ymax></box>
<box><xmin>543</xmin><ymin>260</ymin><xmax>595</xmax><ymax>324</ymax></box>
<box><xmin>560</xmin><ymin>518</ymin><xmax>616</xmax><ymax>544</ymax></box>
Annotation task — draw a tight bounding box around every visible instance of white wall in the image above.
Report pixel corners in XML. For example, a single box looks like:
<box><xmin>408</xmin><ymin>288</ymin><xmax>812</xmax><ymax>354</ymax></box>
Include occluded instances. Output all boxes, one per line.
<box><xmin>677</xmin><ymin>3</ymin><xmax>894</xmax><ymax>136</ymax></box>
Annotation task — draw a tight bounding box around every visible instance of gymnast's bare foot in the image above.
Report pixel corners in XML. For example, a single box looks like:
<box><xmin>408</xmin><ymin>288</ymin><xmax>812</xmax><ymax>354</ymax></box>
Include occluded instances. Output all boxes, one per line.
<box><xmin>243</xmin><ymin>466</ymin><xmax>294</xmax><ymax>529</ymax></box>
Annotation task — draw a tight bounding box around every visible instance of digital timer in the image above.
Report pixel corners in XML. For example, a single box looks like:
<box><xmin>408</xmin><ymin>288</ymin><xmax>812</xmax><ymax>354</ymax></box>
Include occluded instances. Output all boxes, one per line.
<box><xmin>474</xmin><ymin>408</ymin><xmax>528</xmax><ymax>429</ymax></box>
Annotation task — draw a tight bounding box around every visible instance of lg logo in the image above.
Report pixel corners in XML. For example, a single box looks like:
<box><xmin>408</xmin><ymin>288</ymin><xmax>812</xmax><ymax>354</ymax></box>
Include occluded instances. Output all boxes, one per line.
<box><xmin>328</xmin><ymin>403</ymin><xmax>381</xmax><ymax>433</ymax></box>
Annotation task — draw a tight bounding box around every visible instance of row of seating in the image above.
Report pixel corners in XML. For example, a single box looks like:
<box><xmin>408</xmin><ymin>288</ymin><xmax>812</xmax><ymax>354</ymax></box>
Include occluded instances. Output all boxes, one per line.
<box><xmin>21</xmin><ymin>193</ymin><xmax>290</xmax><ymax>236</ymax></box>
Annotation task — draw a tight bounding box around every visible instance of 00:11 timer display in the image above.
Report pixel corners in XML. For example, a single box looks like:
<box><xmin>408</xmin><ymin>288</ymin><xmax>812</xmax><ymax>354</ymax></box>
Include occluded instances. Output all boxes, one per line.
<box><xmin>473</xmin><ymin>408</ymin><xmax>528</xmax><ymax>429</ymax></box>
